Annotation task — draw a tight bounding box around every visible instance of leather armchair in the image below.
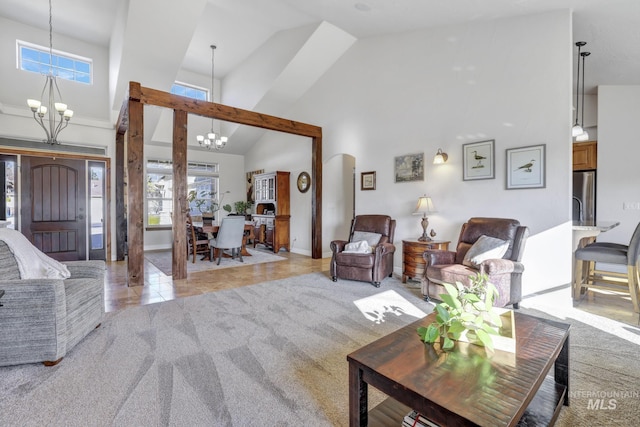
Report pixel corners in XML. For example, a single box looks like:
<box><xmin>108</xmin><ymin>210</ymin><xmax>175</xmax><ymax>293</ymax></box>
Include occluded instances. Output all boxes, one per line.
<box><xmin>330</xmin><ymin>215</ymin><xmax>396</xmax><ymax>287</ymax></box>
<box><xmin>422</xmin><ymin>217</ymin><xmax>528</xmax><ymax>308</ymax></box>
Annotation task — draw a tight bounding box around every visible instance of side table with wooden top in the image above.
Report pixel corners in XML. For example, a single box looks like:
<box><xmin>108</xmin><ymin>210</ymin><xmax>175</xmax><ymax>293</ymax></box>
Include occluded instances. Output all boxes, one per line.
<box><xmin>402</xmin><ymin>239</ymin><xmax>450</xmax><ymax>283</ymax></box>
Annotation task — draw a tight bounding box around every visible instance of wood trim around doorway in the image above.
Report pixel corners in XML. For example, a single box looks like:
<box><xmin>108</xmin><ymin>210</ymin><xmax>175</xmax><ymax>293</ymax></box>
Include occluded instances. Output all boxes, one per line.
<box><xmin>0</xmin><ymin>146</ymin><xmax>111</xmax><ymax>262</ymax></box>
<box><xmin>117</xmin><ymin>81</ymin><xmax>322</xmax><ymax>285</ymax></box>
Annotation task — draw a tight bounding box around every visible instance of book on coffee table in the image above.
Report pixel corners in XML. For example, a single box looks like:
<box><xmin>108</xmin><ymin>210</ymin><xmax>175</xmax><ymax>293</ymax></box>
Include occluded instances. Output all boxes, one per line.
<box><xmin>402</xmin><ymin>410</ymin><xmax>440</xmax><ymax>427</ymax></box>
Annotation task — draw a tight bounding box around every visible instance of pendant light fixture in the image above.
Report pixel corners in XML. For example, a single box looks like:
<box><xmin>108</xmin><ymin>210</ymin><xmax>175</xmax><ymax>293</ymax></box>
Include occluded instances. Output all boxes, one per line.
<box><xmin>571</xmin><ymin>41</ymin><xmax>586</xmax><ymax>138</ymax></box>
<box><xmin>26</xmin><ymin>0</ymin><xmax>74</xmax><ymax>145</ymax></box>
<box><xmin>196</xmin><ymin>45</ymin><xmax>228</xmax><ymax>150</ymax></box>
<box><xmin>575</xmin><ymin>51</ymin><xmax>591</xmax><ymax>142</ymax></box>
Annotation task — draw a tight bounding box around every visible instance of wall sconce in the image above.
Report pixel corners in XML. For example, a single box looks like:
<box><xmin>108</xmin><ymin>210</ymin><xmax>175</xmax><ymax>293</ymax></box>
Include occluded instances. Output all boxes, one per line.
<box><xmin>433</xmin><ymin>148</ymin><xmax>448</xmax><ymax>164</ymax></box>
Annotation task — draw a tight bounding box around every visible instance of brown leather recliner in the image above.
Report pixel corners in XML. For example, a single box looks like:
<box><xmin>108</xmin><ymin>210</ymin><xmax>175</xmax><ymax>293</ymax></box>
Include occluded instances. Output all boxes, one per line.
<box><xmin>330</xmin><ymin>215</ymin><xmax>396</xmax><ymax>287</ymax></box>
<box><xmin>422</xmin><ymin>217</ymin><xmax>529</xmax><ymax>308</ymax></box>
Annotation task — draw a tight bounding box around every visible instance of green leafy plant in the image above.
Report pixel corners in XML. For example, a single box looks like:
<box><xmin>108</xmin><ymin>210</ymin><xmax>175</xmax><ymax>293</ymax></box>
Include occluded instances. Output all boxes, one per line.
<box><xmin>417</xmin><ymin>273</ymin><xmax>502</xmax><ymax>351</ymax></box>
<box><xmin>187</xmin><ymin>190</ymin><xmax>218</xmax><ymax>214</ymax></box>
<box><xmin>223</xmin><ymin>204</ymin><xmax>233</xmax><ymax>213</ymax></box>
<box><xmin>234</xmin><ymin>200</ymin><xmax>252</xmax><ymax>214</ymax></box>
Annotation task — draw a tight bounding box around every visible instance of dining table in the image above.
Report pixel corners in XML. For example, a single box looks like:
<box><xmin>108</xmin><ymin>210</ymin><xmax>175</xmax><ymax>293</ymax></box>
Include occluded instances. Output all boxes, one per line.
<box><xmin>192</xmin><ymin>220</ymin><xmax>255</xmax><ymax>257</ymax></box>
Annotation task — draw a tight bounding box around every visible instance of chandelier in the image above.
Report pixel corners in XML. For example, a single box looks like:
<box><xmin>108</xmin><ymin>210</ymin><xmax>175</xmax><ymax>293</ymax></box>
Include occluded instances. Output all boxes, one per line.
<box><xmin>26</xmin><ymin>0</ymin><xmax>73</xmax><ymax>145</ymax></box>
<box><xmin>197</xmin><ymin>45</ymin><xmax>227</xmax><ymax>150</ymax></box>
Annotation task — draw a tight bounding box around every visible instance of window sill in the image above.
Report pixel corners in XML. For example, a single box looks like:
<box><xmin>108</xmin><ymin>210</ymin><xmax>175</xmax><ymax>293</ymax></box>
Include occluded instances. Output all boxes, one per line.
<box><xmin>145</xmin><ymin>225</ymin><xmax>172</xmax><ymax>231</ymax></box>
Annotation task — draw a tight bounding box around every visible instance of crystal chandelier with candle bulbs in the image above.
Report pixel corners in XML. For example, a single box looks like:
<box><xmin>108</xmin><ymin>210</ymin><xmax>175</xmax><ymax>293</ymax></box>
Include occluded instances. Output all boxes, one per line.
<box><xmin>26</xmin><ymin>0</ymin><xmax>73</xmax><ymax>145</ymax></box>
<box><xmin>197</xmin><ymin>45</ymin><xmax>228</xmax><ymax>150</ymax></box>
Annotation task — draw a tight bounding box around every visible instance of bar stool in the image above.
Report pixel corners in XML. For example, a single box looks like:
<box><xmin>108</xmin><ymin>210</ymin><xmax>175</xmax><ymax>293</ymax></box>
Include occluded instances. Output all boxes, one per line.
<box><xmin>573</xmin><ymin>222</ymin><xmax>640</xmax><ymax>313</ymax></box>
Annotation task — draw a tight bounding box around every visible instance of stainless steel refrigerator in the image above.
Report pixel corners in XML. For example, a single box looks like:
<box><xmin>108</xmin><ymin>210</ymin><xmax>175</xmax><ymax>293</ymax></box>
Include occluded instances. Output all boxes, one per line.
<box><xmin>572</xmin><ymin>170</ymin><xmax>596</xmax><ymax>222</ymax></box>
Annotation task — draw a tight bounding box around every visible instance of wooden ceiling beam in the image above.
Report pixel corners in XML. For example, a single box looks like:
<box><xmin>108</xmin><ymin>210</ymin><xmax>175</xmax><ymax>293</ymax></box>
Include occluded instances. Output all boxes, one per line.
<box><xmin>138</xmin><ymin>85</ymin><xmax>322</xmax><ymax>138</ymax></box>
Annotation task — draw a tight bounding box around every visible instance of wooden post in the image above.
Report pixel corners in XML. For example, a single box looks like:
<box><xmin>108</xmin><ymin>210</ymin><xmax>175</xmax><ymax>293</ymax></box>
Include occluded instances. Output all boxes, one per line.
<box><xmin>127</xmin><ymin>82</ymin><xmax>144</xmax><ymax>286</ymax></box>
<box><xmin>115</xmin><ymin>132</ymin><xmax>126</xmax><ymax>260</ymax></box>
<box><xmin>117</xmin><ymin>81</ymin><xmax>324</xmax><ymax>285</ymax></box>
<box><xmin>312</xmin><ymin>134</ymin><xmax>322</xmax><ymax>259</ymax></box>
<box><xmin>172</xmin><ymin>109</ymin><xmax>188</xmax><ymax>279</ymax></box>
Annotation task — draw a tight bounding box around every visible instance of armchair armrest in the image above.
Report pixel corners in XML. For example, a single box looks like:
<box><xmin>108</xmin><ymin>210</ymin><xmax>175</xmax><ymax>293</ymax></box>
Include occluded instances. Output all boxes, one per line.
<box><xmin>423</xmin><ymin>250</ymin><xmax>456</xmax><ymax>266</ymax></box>
<box><xmin>374</xmin><ymin>242</ymin><xmax>395</xmax><ymax>256</ymax></box>
<box><xmin>0</xmin><ymin>280</ymin><xmax>67</xmax><ymax>365</ymax></box>
<box><xmin>479</xmin><ymin>258</ymin><xmax>524</xmax><ymax>275</ymax></box>
<box><xmin>330</xmin><ymin>240</ymin><xmax>349</xmax><ymax>254</ymax></box>
<box><xmin>63</xmin><ymin>260</ymin><xmax>106</xmax><ymax>280</ymax></box>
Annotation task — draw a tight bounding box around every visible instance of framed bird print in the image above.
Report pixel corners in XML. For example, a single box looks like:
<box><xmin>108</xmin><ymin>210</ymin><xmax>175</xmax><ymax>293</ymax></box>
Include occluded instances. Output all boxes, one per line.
<box><xmin>463</xmin><ymin>140</ymin><xmax>495</xmax><ymax>181</ymax></box>
<box><xmin>506</xmin><ymin>144</ymin><xmax>546</xmax><ymax>189</ymax></box>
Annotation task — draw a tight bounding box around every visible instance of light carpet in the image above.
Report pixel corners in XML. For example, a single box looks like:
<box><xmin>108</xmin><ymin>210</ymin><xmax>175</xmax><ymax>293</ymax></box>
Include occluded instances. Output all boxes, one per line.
<box><xmin>0</xmin><ymin>274</ymin><xmax>639</xmax><ymax>426</ymax></box>
<box><xmin>145</xmin><ymin>247</ymin><xmax>285</xmax><ymax>275</ymax></box>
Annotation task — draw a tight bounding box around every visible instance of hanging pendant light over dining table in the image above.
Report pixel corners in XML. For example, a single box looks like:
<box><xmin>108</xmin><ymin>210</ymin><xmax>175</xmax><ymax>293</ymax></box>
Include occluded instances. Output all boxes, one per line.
<box><xmin>196</xmin><ymin>45</ymin><xmax>228</xmax><ymax>150</ymax></box>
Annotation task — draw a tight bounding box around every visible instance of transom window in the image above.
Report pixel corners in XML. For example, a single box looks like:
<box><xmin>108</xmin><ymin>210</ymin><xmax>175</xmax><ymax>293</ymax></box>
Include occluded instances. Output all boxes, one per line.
<box><xmin>146</xmin><ymin>159</ymin><xmax>219</xmax><ymax>227</ymax></box>
<box><xmin>17</xmin><ymin>40</ymin><xmax>92</xmax><ymax>84</ymax></box>
<box><xmin>171</xmin><ymin>82</ymin><xmax>208</xmax><ymax>101</ymax></box>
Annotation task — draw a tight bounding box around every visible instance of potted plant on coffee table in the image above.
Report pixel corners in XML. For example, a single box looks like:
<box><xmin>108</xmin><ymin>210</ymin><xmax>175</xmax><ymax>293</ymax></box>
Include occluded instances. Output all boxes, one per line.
<box><xmin>417</xmin><ymin>273</ymin><xmax>514</xmax><ymax>352</ymax></box>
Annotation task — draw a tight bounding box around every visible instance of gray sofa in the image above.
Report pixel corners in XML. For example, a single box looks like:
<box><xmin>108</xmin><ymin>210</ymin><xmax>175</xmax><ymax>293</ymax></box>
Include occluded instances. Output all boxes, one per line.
<box><xmin>0</xmin><ymin>241</ymin><xmax>105</xmax><ymax>367</ymax></box>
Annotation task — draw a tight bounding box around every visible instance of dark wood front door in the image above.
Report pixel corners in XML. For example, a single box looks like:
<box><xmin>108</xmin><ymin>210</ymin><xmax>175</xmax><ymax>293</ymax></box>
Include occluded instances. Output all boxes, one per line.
<box><xmin>21</xmin><ymin>157</ymin><xmax>87</xmax><ymax>261</ymax></box>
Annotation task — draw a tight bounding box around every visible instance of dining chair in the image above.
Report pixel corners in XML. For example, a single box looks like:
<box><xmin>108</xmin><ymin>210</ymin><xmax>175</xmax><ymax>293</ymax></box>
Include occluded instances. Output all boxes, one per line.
<box><xmin>573</xmin><ymin>221</ymin><xmax>640</xmax><ymax>313</ymax></box>
<box><xmin>209</xmin><ymin>216</ymin><xmax>246</xmax><ymax>265</ymax></box>
<box><xmin>187</xmin><ymin>214</ymin><xmax>210</xmax><ymax>263</ymax></box>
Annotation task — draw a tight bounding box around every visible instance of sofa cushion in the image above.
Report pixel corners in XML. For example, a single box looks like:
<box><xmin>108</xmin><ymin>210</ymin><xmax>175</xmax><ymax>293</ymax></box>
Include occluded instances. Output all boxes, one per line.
<box><xmin>0</xmin><ymin>241</ymin><xmax>21</xmax><ymax>280</ymax></box>
<box><xmin>335</xmin><ymin>252</ymin><xmax>374</xmax><ymax>268</ymax></box>
<box><xmin>426</xmin><ymin>263</ymin><xmax>479</xmax><ymax>287</ymax></box>
<box><xmin>343</xmin><ymin>240</ymin><xmax>372</xmax><ymax>253</ymax></box>
<box><xmin>462</xmin><ymin>235</ymin><xmax>509</xmax><ymax>268</ymax></box>
<box><xmin>351</xmin><ymin>231</ymin><xmax>382</xmax><ymax>247</ymax></box>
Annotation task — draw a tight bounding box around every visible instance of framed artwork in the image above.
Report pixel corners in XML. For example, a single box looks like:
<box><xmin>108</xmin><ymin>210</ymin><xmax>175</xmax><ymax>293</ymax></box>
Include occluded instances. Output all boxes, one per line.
<box><xmin>506</xmin><ymin>144</ymin><xmax>546</xmax><ymax>189</ymax></box>
<box><xmin>394</xmin><ymin>153</ymin><xmax>424</xmax><ymax>183</ymax></box>
<box><xmin>361</xmin><ymin>171</ymin><xmax>376</xmax><ymax>190</ymax></box>
<box><xmin>463</xmin><ymin>139</ymin><xmax>495</xmax><ymax>181</ymax></box>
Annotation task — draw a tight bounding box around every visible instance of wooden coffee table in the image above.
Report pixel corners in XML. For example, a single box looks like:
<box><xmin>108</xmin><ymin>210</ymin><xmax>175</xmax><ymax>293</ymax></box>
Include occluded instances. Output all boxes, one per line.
<box><xmin>347</xmin><ymin>311</ymin><xmax>570</xmax><ymax>426</ymax></box>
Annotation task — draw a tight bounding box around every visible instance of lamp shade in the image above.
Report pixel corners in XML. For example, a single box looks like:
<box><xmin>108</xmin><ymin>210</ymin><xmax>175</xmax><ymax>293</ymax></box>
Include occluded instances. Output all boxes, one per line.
<box><xmin>571</xmin><ymin>124</ymin><xmax>584</xmax><ymax>137</ymax></box>
<box><xmin>413</xmin><ymin>196</ymin><xmax>436</xmax><ymax>216</ymax></box>
<box><xmin>433</xmin><ymin>148</ymin><xmax>448</xmax><ymax>164</ymax></box>
<box><xmin>576</xmin><ymin>130</ymin><xmax>589</xmax><ymax>141</ymax></box>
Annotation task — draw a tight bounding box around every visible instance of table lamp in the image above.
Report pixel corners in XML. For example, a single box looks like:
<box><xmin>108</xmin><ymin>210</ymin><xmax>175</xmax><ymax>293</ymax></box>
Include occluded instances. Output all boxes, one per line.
<box><xmin>413</xmin><ymin>195</ymin><xmax>436</xmax><ymax>241</ymax></box>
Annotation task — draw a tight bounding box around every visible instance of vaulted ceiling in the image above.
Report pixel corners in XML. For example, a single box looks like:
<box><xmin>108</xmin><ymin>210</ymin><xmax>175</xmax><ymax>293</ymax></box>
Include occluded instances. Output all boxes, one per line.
<box><xmin>1</xmin><ymin>0</ymin><xmax>639</xmax><ymax>153</ymax></box>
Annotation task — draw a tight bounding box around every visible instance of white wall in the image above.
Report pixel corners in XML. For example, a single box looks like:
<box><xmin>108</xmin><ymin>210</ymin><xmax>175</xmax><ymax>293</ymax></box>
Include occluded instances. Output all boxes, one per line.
<box><xmin>596</xmin><ymin>86</ymin><xmax>640</xmax><ymax>247</ymax></box>
<box><xmin>246</xmin><ymin>10</ymin><xmax>574</xmax><ymax>295</ymax></box>
<box><xmin>244</xmin><ymin>131</ymin><xmax>311</xmax><ymax>255</ymax></box>
<box><xmin>323</xmin><ymin>154</ymin><xmax>355</xmax><ymax>257</ymax></box>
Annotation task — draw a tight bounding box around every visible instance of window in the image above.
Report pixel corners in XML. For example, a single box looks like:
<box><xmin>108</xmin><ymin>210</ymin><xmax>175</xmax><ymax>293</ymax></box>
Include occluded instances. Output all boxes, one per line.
<box><xmin>146</xmin><ymin>159</ymin><xmax>219</xmax><ymax>227</ymax></box>
<box><xmin>17</xmin><ymin>40</ymin><xmax>92</xmax><ymax>84</ymax></box>
<box><xmin>171</xmin><ymin>82</ymin><xmax>208</xmax><ymax>101</ymax></box>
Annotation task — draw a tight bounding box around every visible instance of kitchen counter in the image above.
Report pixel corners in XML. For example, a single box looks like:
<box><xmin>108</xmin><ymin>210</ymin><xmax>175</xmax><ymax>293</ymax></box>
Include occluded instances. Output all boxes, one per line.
<box><xmin>572</xmin><ymin>220</ymin><xmax>620</xmax><ymax>251</ymax></box>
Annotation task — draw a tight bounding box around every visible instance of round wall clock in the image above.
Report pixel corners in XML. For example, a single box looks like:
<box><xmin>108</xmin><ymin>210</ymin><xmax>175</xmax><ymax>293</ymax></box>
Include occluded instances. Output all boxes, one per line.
<box><xmin>297</xmin><ymin>171</ymin><xmax>310</xmax><ymax>193</ymax></box>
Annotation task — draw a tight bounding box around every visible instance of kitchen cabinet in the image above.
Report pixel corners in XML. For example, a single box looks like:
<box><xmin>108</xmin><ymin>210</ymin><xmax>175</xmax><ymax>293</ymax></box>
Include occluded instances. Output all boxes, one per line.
<box><xmin>573</xmin><ymin>141</ymin><xmax>597</xmax><ymax>171</ymax></box>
